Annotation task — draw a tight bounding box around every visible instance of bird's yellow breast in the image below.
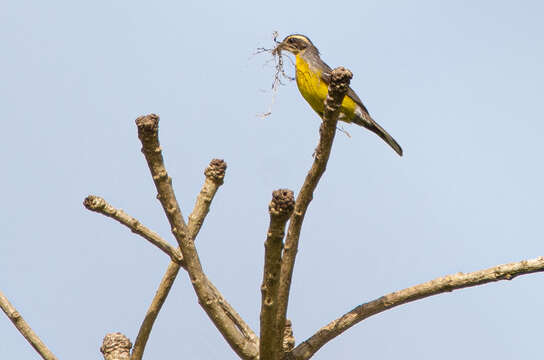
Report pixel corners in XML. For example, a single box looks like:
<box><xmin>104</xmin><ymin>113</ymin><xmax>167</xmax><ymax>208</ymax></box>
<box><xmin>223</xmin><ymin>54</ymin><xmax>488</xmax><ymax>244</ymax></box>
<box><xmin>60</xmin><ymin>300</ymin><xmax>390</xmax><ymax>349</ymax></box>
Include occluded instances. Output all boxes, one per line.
<box><xmin>295</xmin><ymin>54</ymin><xmax>358</xmax><ymax>122</ymax></box>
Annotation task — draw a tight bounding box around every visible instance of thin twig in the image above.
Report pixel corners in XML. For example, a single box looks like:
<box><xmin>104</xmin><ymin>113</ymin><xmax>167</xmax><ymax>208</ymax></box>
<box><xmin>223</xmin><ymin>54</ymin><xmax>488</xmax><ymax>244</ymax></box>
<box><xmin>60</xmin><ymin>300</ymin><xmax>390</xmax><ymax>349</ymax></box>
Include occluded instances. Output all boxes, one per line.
<box><xmin>83</xmin><ymin>195</ymin><xmax>183</xmax><ymax>264</ymax></box>
<box><xmin>0</xmin><ymin>291</ymin><xmax>58</xmax><ymax>360</ymax></box>
<box><xmin>275</xmin><ymin>67</ymin><xmax>353</xmax><ymax>339</ymax></box>
<box><xmin>260</xmin><ymin>189</ymin><xmax>295</xmax><ymax>360</ymax></box>
<box><xmin>135</xmin><ymin>115</ymin><xmax>259</xmax><ymax>360</ymax></box>
<box><xmin>286</xmin><ymin>256</ymin><xmax>544</xmax><ymax>360</ymax></box>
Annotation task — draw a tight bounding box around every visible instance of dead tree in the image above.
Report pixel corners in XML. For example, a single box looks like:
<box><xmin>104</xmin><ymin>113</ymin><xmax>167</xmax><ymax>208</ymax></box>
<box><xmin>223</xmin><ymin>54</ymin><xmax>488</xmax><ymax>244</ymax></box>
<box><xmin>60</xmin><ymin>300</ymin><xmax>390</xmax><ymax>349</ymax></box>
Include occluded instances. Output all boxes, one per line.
<box><xmin>2</xmin><ymin>67</ymin><xmax>544</xmax><ymax>360</ymax></box>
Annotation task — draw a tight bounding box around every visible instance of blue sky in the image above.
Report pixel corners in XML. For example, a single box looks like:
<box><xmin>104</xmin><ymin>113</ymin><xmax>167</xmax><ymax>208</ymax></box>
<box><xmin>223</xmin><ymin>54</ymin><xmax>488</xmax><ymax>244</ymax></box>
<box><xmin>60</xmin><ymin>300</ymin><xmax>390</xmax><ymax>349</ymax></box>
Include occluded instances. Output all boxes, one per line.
<box><xmin>1</xmin><ymin>1</ymin><xmax>543</xmax><ymax>359</ymax></box>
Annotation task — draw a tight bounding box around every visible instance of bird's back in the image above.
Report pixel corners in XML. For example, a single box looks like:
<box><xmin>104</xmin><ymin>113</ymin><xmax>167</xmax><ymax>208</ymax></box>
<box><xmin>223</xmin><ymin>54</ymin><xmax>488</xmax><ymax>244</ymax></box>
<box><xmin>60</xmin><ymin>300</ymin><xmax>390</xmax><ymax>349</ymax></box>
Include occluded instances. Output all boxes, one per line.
<box><xmin>294</xmin><ymin>48</ymin><xmax>403</xmax><ymax>156</ymax></box>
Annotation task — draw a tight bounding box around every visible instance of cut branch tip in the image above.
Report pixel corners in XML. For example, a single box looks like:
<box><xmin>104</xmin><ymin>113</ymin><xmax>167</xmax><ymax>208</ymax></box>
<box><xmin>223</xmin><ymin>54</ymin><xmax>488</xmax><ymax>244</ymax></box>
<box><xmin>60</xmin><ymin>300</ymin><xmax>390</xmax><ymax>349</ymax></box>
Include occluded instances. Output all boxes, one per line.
<box><xmin>204</xmin><ymin>158</ymin><xmax>227</xmax><ymax>184</ymax></box>
<box><xmin>269</xmin><ymin>189</ymin><xmax>295</xmax><ymax>219</ymax></box>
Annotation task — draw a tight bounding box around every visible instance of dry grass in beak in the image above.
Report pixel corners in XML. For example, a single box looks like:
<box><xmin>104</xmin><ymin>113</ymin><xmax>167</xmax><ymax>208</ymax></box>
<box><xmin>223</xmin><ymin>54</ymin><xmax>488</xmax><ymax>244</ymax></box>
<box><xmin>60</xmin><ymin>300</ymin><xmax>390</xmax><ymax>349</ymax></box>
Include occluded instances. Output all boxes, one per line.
<box><xmin>255</xmin><ymin>32</ymin><xmax>295</xmax><ymax>89</ymax></box>
<box><xmin>254</xmin><ymin>31</ymin><xmax>295</xmax><ymax>118</ymax></box>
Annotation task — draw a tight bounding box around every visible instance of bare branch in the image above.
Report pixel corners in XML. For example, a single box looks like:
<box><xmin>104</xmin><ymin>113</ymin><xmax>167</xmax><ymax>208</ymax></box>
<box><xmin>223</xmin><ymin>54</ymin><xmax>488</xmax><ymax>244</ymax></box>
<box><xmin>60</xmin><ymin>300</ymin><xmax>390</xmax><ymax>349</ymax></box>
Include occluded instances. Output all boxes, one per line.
<box><xmin>131</xmin><ymin>261</ymin><xmax>180</xmax><ymax>360</ymax></box>
<box><xmin>135</xmin><ymin>115</ymin><xmax>259</xmax><ymax>360</ymax></box>
<box><xmin>287</xmin><ymin>256</ymin><xmax>544</xmax><ymax>360</ymax></box>
<box><xmin>189</xmin><ymin>158</ymin><xmax>227</xmax><ymax>236</ymax></box>
<box><xmin>190</xmin><ymin>160</ymin><xmax>259</xmax><ymax>344</ymax></box>
<box><xmin>83</xmin><ymin>195</ymin><xmax>183</xmax><ymax>264</ymax></box>
<box><xmin>0</xmin><ymin>291</ymin><xmax>58</xmax><ymax>360</ymax></box>
<box><xmin>260</xmin><ymin>189</ymin><xmax>295</xmax><ymax>360</ymax></box>
<box><xmin>276</xmin><ymin>67</ymin><xmax>353</xmax><ymax>337</ymax></box>
<box><xmin>130</xmin><ymin>159</ymin><xmax>255</xmax><ymax>360</ymax></box>
<box><xmin>82</xmin><ymin>159</ymin><xmax>255</xmax><ymax>359</ymax></box>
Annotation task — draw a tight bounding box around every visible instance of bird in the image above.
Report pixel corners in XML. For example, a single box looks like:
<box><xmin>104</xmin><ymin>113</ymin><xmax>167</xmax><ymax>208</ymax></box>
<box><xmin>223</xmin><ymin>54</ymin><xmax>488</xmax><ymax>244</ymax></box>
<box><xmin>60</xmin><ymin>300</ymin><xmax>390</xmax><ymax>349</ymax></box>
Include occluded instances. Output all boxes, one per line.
<box><xmin>274</xmin><ymin>34</ymin><xmax>403</xmax><ymax>156</ymax></box>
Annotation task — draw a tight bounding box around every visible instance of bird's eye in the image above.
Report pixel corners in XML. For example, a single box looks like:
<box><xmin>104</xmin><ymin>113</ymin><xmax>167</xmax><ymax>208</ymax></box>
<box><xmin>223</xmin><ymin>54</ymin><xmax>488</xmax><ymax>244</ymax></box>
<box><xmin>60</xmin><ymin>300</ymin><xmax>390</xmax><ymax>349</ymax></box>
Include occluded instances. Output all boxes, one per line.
<box><xmin>287</xmin><ymin>38</ymin><xmax>294</xmax><ymax>44</ymax></box>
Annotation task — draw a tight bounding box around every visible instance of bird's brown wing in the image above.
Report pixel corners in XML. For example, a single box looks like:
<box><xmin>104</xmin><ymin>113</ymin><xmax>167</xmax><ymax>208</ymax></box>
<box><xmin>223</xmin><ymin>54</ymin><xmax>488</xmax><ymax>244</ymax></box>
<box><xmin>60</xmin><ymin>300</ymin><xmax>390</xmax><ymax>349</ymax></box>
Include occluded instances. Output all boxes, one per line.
<box><xmin>320</xmin><ymin>66</ymin><xmax>403</xmax><ymax>156</ymax></box>
<box><xmin>320</xmin><ymin>70</ymin><xmax>370</xmax><ymax>114</ymax></box>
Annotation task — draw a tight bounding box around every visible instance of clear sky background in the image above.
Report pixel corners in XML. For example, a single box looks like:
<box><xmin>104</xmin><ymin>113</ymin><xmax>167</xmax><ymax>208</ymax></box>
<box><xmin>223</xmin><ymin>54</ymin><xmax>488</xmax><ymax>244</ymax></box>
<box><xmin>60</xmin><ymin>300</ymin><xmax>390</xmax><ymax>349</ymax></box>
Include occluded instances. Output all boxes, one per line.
<box><xmin>1</xmin><ymin>1</ymin><xmax>543</xmax><ymax>359</ymax></box>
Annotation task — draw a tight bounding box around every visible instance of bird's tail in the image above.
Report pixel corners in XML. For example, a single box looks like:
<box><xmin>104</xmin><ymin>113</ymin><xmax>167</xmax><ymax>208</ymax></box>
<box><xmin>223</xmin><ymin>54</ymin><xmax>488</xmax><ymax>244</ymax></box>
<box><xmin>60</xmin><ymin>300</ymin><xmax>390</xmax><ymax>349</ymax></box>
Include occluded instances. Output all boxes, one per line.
<box><xmin>352</xmin><ymin>112</ymin><xmax>403</xmax><ymax>156</ymax></box>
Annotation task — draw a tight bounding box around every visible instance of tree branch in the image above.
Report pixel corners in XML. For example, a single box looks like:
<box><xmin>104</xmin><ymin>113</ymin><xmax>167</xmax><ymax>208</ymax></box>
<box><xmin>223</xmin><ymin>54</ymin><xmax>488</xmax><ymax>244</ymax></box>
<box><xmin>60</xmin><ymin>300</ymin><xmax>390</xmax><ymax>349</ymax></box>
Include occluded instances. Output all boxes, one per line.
<box><xmin>260</xmin><ymin>189</ymin><xmax>295</xmax><ymax>360</ymax></box>
<box><xmin>83</xmin><ymin>195</ymin><xmax>183</xmax><ymax>264</ymax></box>
<box><xmin>130</xmin><ymin>159</ymin><xmax>254</xmax><ymax>360</ymax></box>
<box><xmin>276</xmin><ymin>67</ymin><xmax>353</xmax><ymax>337</ymax></box>
<box><xmin>82</xmin><ymin>159</ymin><xmax>256</xmax><ymax>359</ymax></box>
<box><xmin>287</xmin><ymin>256</ymin><xmax>544</xmax><ymax>360</ymax></box>
<box><xmin>130</xmin><ymin>261</ymin><xmax>180</xmax><ymax>360</ymax></box>
<box><xmin>135</xmin><ymin>115</ymin><xmax>259</xmax><ymax>360</ymax></box>
<box><xmin>0</xmin><ymin>290</ymin><xmax>58</xmax><ymax>360</ymax></box>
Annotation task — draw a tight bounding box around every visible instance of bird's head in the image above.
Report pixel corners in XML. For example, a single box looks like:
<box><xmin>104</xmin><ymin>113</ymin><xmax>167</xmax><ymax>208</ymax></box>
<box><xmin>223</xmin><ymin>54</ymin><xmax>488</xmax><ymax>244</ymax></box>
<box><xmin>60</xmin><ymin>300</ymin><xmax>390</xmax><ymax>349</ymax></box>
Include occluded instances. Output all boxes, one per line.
<box><xmin>273</xmin><ymin>34</ymin><xmax>317</xmax><ymax>56</ymax></box>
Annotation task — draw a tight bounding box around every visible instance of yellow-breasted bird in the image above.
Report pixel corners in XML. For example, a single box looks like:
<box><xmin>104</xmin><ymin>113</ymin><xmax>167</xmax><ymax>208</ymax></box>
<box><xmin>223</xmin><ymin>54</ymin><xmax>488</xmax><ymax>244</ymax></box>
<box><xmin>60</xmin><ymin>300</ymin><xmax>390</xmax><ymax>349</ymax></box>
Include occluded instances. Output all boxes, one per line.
<box><xmin>274</xmin><ymin>34</ymin><xmax>403</xmax><ymax>156</ymax></box>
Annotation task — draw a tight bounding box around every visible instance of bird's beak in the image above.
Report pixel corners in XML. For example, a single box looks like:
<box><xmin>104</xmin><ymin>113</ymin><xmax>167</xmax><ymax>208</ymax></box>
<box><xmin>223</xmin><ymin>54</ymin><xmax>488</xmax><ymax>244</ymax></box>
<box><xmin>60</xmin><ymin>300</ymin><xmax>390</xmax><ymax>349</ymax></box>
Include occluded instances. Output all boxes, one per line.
<box><xmin>272</xmin><ymin>42</ymin><xmax>285</xmax><ymax>56</ymax></box>
<box><xmin>273</xmin><ymin>41</ymin><xmax>295</xmax><ymax>56</ymax></box>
